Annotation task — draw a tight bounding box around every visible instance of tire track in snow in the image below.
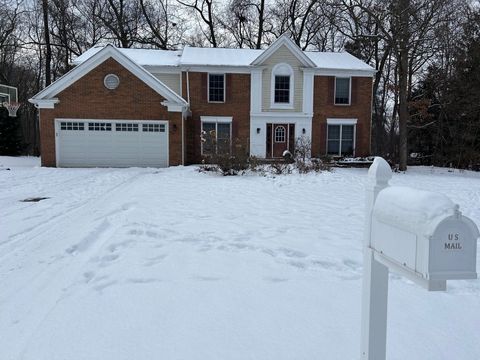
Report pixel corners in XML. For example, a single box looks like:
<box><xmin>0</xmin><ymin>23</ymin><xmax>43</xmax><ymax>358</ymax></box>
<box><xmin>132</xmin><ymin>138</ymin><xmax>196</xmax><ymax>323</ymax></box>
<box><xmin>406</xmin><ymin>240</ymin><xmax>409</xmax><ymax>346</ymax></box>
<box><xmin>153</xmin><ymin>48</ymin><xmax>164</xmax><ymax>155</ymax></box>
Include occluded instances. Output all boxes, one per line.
<box><xmin>0</xmin><ymin>172</ymin><xmax>152</xmax><ymax>359</ymax></box>
<box><xmin>0</xmin><ymin>169</ymin><xmax>147</xmax><ymax>259</ymax></box>
<box><xmin>0</xmin><ymin>169</ymin><xmax>130</xmax><ymax>232</ymax></box>
<box><xmin>0</xmin><ymin>170</ymin><xmax>149</xmax><ymax>301</ymax></box>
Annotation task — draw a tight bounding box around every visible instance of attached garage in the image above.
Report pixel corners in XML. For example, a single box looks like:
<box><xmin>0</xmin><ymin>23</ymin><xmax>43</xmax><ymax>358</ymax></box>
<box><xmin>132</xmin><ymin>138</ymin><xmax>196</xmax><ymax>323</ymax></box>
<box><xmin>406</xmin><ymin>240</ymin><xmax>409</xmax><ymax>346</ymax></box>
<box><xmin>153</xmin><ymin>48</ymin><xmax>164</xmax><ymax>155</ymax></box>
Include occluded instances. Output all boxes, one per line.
<box><xmin>30</xmin><ymin>45</ymin><xmax>188</xmax><ymax>167</ymax></box>
<box><xmin>55</xmin><ymin>119</ymin><xmax>169</xmax><ymax>167</ymax></box>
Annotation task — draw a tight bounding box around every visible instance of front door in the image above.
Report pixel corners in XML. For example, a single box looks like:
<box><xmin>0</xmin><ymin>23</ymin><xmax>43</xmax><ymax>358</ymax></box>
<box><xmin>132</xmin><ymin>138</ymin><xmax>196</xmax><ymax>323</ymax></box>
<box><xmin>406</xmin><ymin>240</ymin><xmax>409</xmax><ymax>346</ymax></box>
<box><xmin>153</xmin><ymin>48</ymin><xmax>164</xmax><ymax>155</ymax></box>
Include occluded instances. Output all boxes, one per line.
<box><xmin>266</xmin><ymin>123</ymin><xmax>295</xmax><ymax>158</ymax></box>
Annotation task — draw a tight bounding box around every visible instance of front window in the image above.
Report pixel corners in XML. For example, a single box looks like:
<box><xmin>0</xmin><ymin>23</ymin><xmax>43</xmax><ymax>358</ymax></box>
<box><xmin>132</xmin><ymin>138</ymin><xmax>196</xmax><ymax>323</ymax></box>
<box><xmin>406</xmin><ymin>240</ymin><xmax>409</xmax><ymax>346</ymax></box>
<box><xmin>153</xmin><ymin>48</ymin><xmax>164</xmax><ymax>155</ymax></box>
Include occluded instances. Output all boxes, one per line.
<box><xmin>327</xmin><ymin>124</ymin><xmax>354</xmax><ymax>156</ymax></box>
<box><xmin>202</xmin><ymin>121</ymin><xmax>231</xmax><ymax>155</ymax></box>
<box><xmin>271</xmin><ymin>63</ymin><xmax>293</xmax><ymax>108</ymax></box>
<box><xmin>274</xmin><ymin>76</ymin><xmax>290</xmax><ymax>103</ymax></box>
<box><xmin>335</xmin><ymin>77</ymin><xmax>350</xmax><ymax>105</ymax></box>
<box><xmin>208</xmin><ymin>74</ymin><xmax>225</xmax><ymax>102</ymax></box>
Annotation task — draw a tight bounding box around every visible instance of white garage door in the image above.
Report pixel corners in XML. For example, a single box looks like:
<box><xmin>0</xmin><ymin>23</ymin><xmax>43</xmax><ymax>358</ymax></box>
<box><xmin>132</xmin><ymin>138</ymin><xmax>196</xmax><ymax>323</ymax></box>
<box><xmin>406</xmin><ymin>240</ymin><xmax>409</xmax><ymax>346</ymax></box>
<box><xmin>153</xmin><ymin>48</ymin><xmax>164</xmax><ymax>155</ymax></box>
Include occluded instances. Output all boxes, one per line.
<box><xmin>56</xmin><ymin>119</ymin><xmax>169</xmax><ymax>167</ymax></box>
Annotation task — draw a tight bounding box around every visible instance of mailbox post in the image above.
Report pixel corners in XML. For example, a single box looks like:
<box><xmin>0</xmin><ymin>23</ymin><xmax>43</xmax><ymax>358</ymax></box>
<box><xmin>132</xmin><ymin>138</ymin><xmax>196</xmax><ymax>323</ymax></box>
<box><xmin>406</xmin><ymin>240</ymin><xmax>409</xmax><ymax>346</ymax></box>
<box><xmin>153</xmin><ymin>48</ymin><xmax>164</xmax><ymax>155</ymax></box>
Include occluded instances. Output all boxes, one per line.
<box><xmin>361</xmin><ymin>157</ymin><xmax>479</xmax><ymax>360</ymax></box>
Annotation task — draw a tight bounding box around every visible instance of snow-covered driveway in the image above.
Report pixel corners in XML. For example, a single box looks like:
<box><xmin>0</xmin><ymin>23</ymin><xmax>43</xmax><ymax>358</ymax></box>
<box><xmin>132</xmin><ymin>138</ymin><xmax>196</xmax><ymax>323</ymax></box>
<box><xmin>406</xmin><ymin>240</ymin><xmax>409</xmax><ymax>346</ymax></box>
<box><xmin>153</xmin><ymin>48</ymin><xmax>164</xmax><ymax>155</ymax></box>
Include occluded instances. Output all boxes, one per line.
<box><xmin>1</xmin><ymin>157</ymin><xmax>479</xmax><ymax>360</ymax></box>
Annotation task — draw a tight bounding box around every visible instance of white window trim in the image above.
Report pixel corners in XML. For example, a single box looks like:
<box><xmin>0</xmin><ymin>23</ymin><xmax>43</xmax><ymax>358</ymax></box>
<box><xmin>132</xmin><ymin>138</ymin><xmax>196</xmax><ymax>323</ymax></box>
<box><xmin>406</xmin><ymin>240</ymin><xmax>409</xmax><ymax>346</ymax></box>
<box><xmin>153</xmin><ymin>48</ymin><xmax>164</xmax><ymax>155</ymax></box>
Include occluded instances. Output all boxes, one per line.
<box><xmin>104</xmin><ymin>74</ymin><xmax>120</xmax><ymax>90</ymax></box>
<box><xmin>327</xmin><ymin>118</ymin><xmax>357</xmax><ymax>125</ymax></box>
<box><xmin>326</xmin><ymin>119</ymin><xmax>357</xmax><ymax>157</ymax></box>
<box><xmin>334</xmin><ymin>76</ymin><xmax>352</xmax><ymax>106</ymax></box>
<box><xmin>200</xmin><ymin>116</ymin><xmax>233</xmax><ymax>155</ymax></box>
<box><xmin>207</xmin><ymin>73</ymin><xmax>226</xmax><ymax>103</ymax></box>
<box><xmin>270</xmin><ymin>63</ymin><xmax>294</xmax><ymax>109</ymax></box>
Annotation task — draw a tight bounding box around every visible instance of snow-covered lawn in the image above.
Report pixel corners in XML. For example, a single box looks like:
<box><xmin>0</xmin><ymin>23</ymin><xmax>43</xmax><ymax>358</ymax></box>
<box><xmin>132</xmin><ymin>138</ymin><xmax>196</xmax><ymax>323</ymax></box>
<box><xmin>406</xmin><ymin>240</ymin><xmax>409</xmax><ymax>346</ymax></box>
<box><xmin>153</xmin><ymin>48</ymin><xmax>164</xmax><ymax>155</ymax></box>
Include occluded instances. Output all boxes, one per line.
<box><xmin>1</xmin><ymin>156</ymin><xmax>479</xmax><ymax>360</ymax></box>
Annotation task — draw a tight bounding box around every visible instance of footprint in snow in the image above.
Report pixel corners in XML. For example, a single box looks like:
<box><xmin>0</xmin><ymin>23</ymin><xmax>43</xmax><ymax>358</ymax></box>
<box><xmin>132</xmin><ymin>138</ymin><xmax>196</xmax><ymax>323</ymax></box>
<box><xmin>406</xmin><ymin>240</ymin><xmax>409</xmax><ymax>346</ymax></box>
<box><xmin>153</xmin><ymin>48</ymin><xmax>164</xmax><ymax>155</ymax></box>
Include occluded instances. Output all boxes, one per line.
<box><xmin>93</xmin><ymin>280</ymin><xmax>118</xmax><ymax>292</ymax></box>
<box><xmin>264</xmin><ymin>277</ymin><xmax>289</xmax><ymax>283</ymax></box>
<box><xmin>144</xmin><ymin>254</ymin><xmax>168</xmax><ymax>267</ymax></box>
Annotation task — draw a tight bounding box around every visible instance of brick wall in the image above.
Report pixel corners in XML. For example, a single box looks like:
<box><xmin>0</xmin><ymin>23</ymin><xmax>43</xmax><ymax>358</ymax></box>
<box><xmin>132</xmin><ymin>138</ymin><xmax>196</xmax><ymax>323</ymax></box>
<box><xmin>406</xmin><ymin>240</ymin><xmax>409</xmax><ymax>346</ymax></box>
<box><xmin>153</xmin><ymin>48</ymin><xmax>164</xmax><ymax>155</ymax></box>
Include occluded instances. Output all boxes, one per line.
<box><xmin>183</xmin><ymin>72</ymin><xmax>251</xmax><ymax>164</ymax></box>
<box><xmin>39</xmin><ymin>57</ymin><xmax>183</xmax><ymax>167</ymax></box>
<box><xmin>312</xmin><ymin>76</ymin><xmax>372</xmax><ymax>157</ymax></box>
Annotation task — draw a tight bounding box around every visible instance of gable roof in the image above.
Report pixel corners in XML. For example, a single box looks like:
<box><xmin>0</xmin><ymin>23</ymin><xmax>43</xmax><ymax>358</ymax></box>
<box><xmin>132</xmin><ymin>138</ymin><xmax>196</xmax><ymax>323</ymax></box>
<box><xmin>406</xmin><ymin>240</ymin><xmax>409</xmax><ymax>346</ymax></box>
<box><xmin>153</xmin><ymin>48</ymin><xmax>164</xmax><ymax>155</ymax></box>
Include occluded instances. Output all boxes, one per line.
<box><xmin>73</xmin><ymin>46</ymin><xmax>182</xmax><ymax>67</ymax></box>
<box><xmin>250</xmin><ymin>34</ymin><xmax>317</xmax><ymax>67</ymax></box>
<box><xmin>30</xmin><ymin>45</ymin><xmax>188</xmax><ymax>108</ymax></box>
<box><xmin>70</xmin><ymin>43</ymin><xmax>375</xmax><ymax>74</ymax></box>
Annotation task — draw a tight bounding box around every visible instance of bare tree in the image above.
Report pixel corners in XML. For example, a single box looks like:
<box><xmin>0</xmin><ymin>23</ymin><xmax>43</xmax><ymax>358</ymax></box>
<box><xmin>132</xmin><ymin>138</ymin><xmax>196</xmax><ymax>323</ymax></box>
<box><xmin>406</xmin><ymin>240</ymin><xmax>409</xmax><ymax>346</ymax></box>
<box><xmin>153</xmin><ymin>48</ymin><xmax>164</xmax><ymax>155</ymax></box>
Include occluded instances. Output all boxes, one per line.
<box><xmin>139</xmin><ymin>0</ymin><xmax>185</xmax><ymax>49</ymax></box>
<box><xmin>0</xmin><ymin>0</ymin><xmax>23</xmax><ymax>83</ymax></box>
<box><xmin>96</xmin><ymin>0</ymin><xmax>141</xmax><ymax>47</ymax></box>
<box><xmin>271</xmin><ymin>0</ymin><xmax>327</xmax><ymax>50</ymax></box>
<box><xmin>335</xmin><ymin>0</ymin><xmax>453</xmax><ymax>169</ymax></box>
<box><xmin>178</xmin><ymin>0</ymin><xmax>219</xmax><ymax>47</ymax></box>
<box><xmin>220</xmin><ymin>0</ymin><xmax>270</xmax><ymax>49</ymax></box>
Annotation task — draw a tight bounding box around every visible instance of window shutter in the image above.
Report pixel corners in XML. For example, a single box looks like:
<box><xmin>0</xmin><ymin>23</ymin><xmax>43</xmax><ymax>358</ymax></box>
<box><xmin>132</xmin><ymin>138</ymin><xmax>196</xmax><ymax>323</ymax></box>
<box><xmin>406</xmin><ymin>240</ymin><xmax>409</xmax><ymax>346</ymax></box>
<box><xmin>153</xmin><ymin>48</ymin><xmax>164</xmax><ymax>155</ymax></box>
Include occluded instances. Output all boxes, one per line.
<box><xmin>226</xmin><ymin>74</ymin><xmax>232</xmax><ymax>102</ymax></box>
<box><xmin>328</xmin><ymin>77</ymin><xmax>335</xmax><ymax>104</ymax></box>
<box><xmin>351</xmin><ymin>77</ymin><xmax>358</xmax><ymax>105</ymax></box>
<box><xmin>202</xmin><ymin>73</ymin><xmax>208</xmax><ymax>101</ymax></box>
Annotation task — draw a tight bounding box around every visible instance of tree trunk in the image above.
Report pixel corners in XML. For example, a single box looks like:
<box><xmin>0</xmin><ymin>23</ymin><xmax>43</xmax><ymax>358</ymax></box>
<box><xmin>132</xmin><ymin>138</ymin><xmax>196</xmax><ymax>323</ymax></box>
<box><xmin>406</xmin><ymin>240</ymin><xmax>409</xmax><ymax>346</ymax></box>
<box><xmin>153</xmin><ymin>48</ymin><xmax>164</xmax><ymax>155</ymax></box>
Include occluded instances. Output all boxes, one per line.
<box><xmin>255</xmin><ymin>0</ymin><xmax>265</xmax><ymax>49</ymax></box>
<box><xmin>42</xmin><ymin>0</ymin><xmax>52</xmax><ymax>86</ymax></box>
<box><xmin>398</xmin><ymin>0</ymin><xmax>410</xmax><ymax>171</ymax></box>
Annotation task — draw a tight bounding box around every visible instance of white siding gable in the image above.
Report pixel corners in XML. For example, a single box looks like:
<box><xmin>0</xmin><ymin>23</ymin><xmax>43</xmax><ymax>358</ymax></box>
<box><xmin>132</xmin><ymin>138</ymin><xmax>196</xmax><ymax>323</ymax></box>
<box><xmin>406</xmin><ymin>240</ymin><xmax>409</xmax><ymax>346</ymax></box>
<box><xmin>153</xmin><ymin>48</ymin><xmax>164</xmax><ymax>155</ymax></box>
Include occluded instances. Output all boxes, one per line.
<box><xmin>261</xmin><ymin>45</ymin><xmax>303</xmax><ymax>112</ymax></box>
<box><xmin>152</xmin><ymin>73</ymin><xmax>182</xmax><ymax>96</ymax></box>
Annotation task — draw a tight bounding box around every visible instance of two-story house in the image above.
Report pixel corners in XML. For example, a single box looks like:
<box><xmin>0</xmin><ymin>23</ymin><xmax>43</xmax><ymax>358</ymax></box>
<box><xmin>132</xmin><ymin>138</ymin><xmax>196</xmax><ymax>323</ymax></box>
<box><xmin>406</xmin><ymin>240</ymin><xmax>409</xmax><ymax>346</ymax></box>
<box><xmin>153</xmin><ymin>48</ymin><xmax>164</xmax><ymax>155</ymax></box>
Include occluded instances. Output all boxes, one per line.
<box><xmin>30</xmin><ymin>35</ymin><xmax>375</xmax><ymax>168</ymax></box>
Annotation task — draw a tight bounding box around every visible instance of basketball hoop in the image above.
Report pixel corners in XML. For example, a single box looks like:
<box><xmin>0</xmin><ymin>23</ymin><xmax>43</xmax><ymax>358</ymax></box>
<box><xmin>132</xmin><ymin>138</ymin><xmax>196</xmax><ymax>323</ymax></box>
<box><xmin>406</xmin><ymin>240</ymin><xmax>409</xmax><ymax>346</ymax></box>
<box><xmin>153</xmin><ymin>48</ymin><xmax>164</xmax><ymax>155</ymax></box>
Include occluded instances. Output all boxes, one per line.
<box><xmin>2</xmin><ymin>102</ymin><xmax>21</xmax><ymax>117</ymax></box>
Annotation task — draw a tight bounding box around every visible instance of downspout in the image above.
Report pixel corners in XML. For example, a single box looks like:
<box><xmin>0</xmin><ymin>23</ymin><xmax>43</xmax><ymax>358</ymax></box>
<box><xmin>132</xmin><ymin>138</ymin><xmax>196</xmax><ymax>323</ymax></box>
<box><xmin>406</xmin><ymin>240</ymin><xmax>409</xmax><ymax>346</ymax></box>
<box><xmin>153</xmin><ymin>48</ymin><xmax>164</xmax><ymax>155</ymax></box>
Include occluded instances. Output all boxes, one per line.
<box><xmin>186</xmin><ymin>69</ymin><xmax>191</xmax><ymax>105</ymax></box>
<box><xmin>369</xmin><ymin>73</ymin><xmax>375</xmax><ymax>156</ymax></box>
<box><xmin>182</xmin><ymin>113</ymin><xmax>185</xmax><ymax>165</ymax></box>
<box><xmin>183</xmin><ymin>69</ymin><xmax>191</xmax><ymax>165</ymax></box>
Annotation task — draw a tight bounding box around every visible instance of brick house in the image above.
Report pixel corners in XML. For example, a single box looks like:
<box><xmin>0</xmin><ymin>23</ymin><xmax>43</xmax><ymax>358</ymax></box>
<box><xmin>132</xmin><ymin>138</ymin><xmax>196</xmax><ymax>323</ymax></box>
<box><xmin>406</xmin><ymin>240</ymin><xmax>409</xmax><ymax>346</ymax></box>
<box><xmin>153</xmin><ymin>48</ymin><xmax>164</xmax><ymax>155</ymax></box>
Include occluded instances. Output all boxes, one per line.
<box><xmin>30</xmin><ymin>35</ymin><xmax>375</xmax><ymax>167</ymax></box>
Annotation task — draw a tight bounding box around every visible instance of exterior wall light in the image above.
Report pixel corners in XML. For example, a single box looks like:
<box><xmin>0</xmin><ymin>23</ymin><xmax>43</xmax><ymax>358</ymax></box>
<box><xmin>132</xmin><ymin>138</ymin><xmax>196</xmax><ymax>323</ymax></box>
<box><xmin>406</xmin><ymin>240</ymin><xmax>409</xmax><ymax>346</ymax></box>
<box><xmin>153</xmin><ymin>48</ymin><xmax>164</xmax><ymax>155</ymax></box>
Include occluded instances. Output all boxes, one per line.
<box><xmin>257</xmin><ymin>128</ymin><xmax>261</xmax><ymax>134</ymax></box>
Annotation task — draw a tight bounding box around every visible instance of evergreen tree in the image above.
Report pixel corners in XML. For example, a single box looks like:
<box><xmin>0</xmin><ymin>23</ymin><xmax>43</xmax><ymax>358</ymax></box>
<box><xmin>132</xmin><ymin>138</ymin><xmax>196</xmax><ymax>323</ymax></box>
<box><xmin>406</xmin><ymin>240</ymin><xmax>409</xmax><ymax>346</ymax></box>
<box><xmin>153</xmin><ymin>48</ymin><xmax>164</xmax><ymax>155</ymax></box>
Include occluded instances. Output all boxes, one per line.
<box><xmin>409</xmin><ymin>9</ymin><xmax>480</xmax><ymax>169</ymax></box>
<box><xmin>0</xmin><ymin>107</ymin><xmax>23</xmax><ymax>156</ymax></box>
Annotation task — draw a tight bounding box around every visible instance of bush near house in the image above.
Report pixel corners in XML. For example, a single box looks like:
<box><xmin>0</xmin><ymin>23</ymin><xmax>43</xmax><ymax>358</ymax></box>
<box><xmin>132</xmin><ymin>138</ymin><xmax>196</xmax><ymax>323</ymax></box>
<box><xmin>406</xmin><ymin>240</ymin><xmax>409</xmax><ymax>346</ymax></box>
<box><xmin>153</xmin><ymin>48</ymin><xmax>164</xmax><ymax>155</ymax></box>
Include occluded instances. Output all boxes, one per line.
<box><xmin>199</xmin><ymin>136</ymin><xmax>332</xmax><ymax>176</ymax></box>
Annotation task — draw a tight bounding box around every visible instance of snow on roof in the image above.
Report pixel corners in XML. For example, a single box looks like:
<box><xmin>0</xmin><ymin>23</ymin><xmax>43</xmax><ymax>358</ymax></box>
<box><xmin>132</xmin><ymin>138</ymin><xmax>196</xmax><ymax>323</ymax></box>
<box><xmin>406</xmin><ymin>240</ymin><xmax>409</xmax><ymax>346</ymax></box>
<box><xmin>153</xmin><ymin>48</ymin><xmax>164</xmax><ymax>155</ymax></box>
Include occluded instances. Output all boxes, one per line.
<box><xmin>73</xmin><ymin>46</ymin><xmax>182</xmax><ymax>67</ymax></box>
<box><xmin>180</xmin><ymin>46</ymin><xmax>263</xmax><ymax>67</ymax></box>
<box><xmin>72</xmin><ymin>45</ymin><xmax>374</xmax><ymax>72</ymax></box>
<box><xmin>305</xmin><ymin>51</ymin><xmax>375</xmax><ymax>71</ymax></box>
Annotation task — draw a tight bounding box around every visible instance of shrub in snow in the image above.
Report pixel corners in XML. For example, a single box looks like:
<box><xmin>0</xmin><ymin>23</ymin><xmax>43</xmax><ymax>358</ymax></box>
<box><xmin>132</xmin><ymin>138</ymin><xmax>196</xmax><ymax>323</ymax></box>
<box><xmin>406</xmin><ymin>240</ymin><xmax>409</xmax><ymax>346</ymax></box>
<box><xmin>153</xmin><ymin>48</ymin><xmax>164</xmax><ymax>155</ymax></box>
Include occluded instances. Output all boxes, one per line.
<box><xmin>269</xmin><ymin>161</ymin><xmax>293</xmax><ymax>175</ymax></box>
<box><xmin>198</xmin><ymin>135</ymin><xmax>332</xmax><ymax>176</ymax></box>
<box><xmin>199</xmin><ymin>138</ymin><xmax>250</xmax><ymax>176</ymax></box>
<box><xmin>293</xmin><ymin>136</ymin><xmax>332</xmax><ymax>174</ymax></box>
<box><xmin>296</xmin><ymin>157</ymin><xmax>332</xmax><ymax>174</ymax></box>
<box><xmin>294</xmin><ymin>135</ymin><xmax>311</xmax><ymax>163</ymax></box>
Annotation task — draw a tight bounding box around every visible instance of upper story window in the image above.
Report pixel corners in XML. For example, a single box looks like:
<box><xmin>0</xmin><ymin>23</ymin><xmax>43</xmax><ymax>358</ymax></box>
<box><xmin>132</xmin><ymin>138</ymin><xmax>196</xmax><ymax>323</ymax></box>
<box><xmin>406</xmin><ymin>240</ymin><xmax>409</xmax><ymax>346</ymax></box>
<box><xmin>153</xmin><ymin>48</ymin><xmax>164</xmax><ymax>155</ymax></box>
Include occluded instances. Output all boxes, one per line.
<box><xmin>274</xmin><ymin>76</ymin><xmax>290</xmax><ymax>103</ymax></box>
<box><xmin>335</xmin><ymin>77</ymin><xmax>351</xmax><ymax>105</ymax></box>
<box><xmin>271</xmin><ymin>63</ymin><xmax>294</xmax><ymax>108</ymax></box>
<box><xmin>208</xmin><ymin>73</ymin><xmax>225</xmax><ymax>102</ymax></box>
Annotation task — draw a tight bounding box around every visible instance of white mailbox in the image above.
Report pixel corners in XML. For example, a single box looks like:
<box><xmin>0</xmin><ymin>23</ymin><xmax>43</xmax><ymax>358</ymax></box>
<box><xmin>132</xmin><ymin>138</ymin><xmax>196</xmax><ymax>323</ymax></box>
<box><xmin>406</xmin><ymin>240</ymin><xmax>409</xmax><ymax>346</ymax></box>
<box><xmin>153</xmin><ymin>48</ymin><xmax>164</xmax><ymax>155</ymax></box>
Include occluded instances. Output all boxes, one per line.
<box><xmin>371</xmin><ymin>186</ymin><xmax>479</xmax><ymax>284</ymax></box>
<box><xmin>361</xmin><ymin>157</ymin><xmax>480</xmax><ymax>360</ymax></box>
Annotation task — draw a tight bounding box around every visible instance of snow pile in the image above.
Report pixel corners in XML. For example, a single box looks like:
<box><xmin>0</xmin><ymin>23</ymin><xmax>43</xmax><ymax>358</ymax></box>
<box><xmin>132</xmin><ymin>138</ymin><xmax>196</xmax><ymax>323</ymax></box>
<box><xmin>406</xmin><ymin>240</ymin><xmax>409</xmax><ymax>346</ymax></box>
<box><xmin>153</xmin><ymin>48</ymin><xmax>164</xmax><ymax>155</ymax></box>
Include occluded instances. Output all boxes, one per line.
<box><xmin>0</xmin><ymin>156</ymin><xmax>40</xmax><ymax>169</ymax></box>
<box><xmin>373</xmin><ymin>186</ymin><xmax>457</xmax><ymax>233</ymax></box>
